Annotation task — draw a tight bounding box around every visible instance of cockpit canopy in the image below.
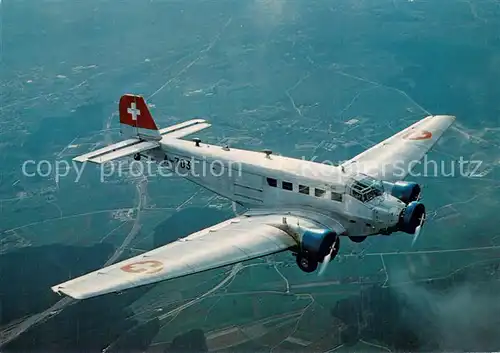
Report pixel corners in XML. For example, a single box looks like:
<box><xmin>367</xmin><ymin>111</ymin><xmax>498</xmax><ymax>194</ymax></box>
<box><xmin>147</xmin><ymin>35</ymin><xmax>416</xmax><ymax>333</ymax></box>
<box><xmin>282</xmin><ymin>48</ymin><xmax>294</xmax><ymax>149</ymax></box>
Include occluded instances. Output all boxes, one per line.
<box><xmin>347</xmin><ymin>174</ymin><xmax>384</xmax><ymax>202</ymax></box>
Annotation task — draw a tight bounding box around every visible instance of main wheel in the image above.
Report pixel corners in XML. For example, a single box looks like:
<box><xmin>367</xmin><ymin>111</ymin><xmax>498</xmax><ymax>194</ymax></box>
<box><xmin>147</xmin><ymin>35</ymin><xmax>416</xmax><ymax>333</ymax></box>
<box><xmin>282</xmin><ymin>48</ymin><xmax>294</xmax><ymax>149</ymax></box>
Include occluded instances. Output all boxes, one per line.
<box><xmin>296</xmin><ymin>253</ymin><xmax>318</xmax><ymax>273</ymax></box>
<box><xmin>348</xmin><ymin>236</ymin><xmax>367</xmax><ymax>243</ymax></box>
<box><xmin>134</xmin><ymin>153</ymin><xmax>141</xmax><ymax>161</ymax></box>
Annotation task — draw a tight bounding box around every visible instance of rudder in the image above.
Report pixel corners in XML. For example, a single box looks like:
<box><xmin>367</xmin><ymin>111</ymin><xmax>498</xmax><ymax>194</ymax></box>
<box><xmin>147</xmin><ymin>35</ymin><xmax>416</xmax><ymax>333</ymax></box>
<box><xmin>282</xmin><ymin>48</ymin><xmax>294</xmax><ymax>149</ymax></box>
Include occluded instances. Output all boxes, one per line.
<box><xmin>119</xmin><ymin>94</ymin><xmax>161</xmax><ymax>141</ymax></box>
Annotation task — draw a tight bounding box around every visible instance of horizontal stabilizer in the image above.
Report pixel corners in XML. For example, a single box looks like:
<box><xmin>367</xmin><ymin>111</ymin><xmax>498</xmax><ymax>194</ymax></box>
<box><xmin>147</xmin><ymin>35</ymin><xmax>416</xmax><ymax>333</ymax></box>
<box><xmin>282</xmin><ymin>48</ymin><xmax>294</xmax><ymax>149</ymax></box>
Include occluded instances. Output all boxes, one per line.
<box><xmin>159</xmin><ymin>119</ymin><xmax>208</xmax><ymax>135</ymax></box>
<box><xmin>73</xmin><ymin>138</ymin><xmax>140</xmax><ymax>163</ymax></box>
<box><xmin>73</xmin><ymin>140</ymin><xmax>159</xmax><ymax>164</ymax></box>
<box><xmin>73</xmin><ymin>95</ymin><xmax>212</xmax><ymax>165</ymax></box>
<box><xmin>165</xmin><ymin>122</ymin><xmax>211</xmax><ymax>139</ymax></box>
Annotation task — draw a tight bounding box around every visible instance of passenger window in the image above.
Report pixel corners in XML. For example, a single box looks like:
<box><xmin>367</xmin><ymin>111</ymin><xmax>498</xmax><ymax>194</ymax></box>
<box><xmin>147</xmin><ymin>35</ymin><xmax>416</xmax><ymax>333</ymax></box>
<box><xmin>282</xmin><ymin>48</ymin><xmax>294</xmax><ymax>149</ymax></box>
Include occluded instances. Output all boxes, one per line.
<box><xmin>331</xmin><ymin>192</ymin><xmax>343</xmax><ymax>202</ymax></box>
<box><xmin>315</xmin><ymin>188</ymin><xmax>325</xmax><ymax>197</ymax></box>
<box><xmin>267</xmin><ymin>178</ymin><xmax>277</xmax><ymax>187</ymax></box>
<box><xmin>282</xmin><ymin>181</ymin><xmax>293</xmax><ymax>191</ymax></box>
<box><xmin>299</xmin><ymin>185</ymin><xmax>310</xmax><ymax>195</ymax></box>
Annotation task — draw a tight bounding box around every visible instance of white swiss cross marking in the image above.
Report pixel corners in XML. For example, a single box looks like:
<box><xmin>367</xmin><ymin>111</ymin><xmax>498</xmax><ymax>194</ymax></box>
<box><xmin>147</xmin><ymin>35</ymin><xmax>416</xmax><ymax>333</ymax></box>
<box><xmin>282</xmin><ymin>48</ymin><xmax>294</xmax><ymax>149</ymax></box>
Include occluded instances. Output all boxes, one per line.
<box><xmin>127</xmin><ymin>102</ymin><xmax>141</xmax><ymax>121</ymax></box>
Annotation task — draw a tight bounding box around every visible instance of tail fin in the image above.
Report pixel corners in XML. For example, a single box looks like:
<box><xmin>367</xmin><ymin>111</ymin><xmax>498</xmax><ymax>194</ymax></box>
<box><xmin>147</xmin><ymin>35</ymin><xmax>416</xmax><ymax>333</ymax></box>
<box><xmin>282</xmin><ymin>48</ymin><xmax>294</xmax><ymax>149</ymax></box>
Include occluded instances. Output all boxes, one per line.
<box><xmin>119</xmin><ymin>94</ymin><xmax>161</xmax><ymax>141</ymax></box>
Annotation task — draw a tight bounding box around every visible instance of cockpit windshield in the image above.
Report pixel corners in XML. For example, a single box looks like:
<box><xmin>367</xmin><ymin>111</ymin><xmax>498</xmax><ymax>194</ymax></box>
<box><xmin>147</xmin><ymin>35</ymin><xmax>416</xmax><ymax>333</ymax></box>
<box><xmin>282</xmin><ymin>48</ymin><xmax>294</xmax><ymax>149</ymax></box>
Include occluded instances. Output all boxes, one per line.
<box><xmin>347</xmin><ymin>174</ymin><xmax>384</xmax><ymax>202</ymax></box>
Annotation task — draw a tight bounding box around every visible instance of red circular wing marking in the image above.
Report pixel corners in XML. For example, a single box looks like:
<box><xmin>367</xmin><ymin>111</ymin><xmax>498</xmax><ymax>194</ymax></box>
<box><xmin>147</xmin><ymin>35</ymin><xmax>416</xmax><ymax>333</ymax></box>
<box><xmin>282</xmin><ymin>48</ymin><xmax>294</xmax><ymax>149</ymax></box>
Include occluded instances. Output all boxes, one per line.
<box><xmin>402</xmin><ymin>130</ymin><xmax>432</xmax><ymax>140</ymax></box>
<box><xmin>120</xmin><ymin>260</ymin><xmax>163</xmax><ymax>274</ymax></box>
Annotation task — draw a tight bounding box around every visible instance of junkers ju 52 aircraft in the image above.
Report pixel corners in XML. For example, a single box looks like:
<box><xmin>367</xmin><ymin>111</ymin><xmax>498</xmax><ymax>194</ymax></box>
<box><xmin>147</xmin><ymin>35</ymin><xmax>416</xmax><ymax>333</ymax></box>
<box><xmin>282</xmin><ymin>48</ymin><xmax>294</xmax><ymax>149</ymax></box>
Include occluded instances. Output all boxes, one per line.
<box><xmin>51</xmin><ymin>94</ymin><xmax>455</xmax><ymax>300</ymax></box>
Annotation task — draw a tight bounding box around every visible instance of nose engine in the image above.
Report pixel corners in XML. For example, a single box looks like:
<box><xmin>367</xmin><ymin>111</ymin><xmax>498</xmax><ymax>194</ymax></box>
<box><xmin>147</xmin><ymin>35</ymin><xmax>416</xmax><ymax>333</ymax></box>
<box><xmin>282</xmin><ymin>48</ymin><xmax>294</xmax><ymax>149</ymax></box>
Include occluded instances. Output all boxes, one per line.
<box><xmin>398</xmin><ymin>201</ymin><xmax>426</xmax><ymax>234</ymax></box>
<box><xmin>386</xmin><ymin>181</ymin><xmax>426</xmax><ymax>245</ymax></box>
<box><xmin>387</xmin><ymin>181</ymin><xmax>426</xmax><ymax>235</ymax></box>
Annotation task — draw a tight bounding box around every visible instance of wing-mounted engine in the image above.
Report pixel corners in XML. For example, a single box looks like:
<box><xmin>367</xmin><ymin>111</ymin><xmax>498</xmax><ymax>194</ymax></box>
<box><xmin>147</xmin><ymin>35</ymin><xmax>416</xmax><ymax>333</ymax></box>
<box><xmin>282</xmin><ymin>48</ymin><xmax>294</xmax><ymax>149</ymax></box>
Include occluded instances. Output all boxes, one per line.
<box><xmin>389</xmin><ymin>181</ymin><xmax>421</xmax><ymax>204</ymax></box>
<box><xmin>285</xmin><ymin>225</ymin><xmax>341</xmax><ymax>274</ymax></box>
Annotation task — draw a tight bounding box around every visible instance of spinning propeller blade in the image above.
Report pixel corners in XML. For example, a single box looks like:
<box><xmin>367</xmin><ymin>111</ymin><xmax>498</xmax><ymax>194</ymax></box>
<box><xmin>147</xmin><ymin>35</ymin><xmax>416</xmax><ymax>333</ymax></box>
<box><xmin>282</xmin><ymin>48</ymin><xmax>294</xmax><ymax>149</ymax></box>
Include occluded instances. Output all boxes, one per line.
<box><xmin>318</xmin><ymin>253</ymin><xmax>331</xmax><ymax>276</ymax></box>
<box><xmin>411</xmin><ymin>213</ymin><xmax>426</xmax><ymax>247</ymax></box>
<box><xmin>318</xmin><ymin>242</ymin><xmax>336</xmax><ymax>276</ymax></box>
<box><xmin>416</xmin><ymin>185</ymin><xmax>424</xmax><ymax>201</ymax></box>
<box><xmin>410</xmin><ymin>185</ymin><xmax>425</xmax><ymax>247</ymax></box>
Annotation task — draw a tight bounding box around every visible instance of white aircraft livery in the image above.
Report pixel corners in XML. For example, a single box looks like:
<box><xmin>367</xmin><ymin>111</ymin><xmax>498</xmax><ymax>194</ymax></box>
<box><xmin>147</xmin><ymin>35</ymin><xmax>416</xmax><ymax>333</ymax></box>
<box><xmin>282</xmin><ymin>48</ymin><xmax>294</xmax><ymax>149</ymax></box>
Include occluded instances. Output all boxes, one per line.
<box><xmin>51</xmin><ymin>94</ymin><xmax>456</xmax><ymax>300</ymax></box>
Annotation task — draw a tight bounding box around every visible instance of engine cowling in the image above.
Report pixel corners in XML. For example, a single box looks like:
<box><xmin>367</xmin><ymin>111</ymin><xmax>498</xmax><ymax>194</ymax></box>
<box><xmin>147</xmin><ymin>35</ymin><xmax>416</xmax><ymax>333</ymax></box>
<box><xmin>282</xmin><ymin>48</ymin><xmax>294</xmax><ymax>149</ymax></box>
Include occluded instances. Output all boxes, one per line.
<box><xmin>398</xmin><ymin>201</ymin><xmax>425</xmax><ymax>234</ymax></box>
<box><xmin>291</xmin><ymin>227</ymin><xmax>340</xmax><ymax>273</ymax></box>
<box><xmin>390</xmin><ymin>181</ymin><xmax>421</xmax><ymax>204</ymax></box>
<box><xmin>299</xmin><ymin>228</ymin><xmax>338</xmax><ymax>261</ymax></box>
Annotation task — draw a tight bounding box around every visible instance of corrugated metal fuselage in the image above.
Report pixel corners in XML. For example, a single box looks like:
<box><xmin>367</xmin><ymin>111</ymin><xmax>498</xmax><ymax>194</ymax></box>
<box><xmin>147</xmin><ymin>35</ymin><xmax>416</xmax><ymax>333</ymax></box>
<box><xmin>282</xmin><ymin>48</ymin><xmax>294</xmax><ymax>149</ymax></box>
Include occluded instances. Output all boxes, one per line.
<box><xmin>146</xmin><ymin>137</ymin><xmax>404</xmax><ymax>237</ymax></box>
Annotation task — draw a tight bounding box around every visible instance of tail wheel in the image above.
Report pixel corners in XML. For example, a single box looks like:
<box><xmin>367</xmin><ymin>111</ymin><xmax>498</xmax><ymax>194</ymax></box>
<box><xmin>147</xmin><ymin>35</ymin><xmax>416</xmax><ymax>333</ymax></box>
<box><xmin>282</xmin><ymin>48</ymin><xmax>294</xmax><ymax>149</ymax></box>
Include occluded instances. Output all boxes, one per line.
<box><xmin>296</xmin><ymin>253</ymin><xmax>318</xmax><ymax>273</ymax></box>
<box><xmin>348</xmin><ymin>236</ymin><xmax>367</xmax><ymax>243</ymax></box>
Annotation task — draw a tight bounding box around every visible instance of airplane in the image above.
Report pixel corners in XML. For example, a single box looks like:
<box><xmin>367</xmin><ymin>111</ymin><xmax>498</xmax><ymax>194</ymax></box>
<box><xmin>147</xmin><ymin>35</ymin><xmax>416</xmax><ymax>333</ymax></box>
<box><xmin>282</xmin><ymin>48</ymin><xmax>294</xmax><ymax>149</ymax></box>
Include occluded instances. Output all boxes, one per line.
<box><xmin>51</xmin><ymin>94</ymin><xmax>456</xmax><ymax>300</ymax></box>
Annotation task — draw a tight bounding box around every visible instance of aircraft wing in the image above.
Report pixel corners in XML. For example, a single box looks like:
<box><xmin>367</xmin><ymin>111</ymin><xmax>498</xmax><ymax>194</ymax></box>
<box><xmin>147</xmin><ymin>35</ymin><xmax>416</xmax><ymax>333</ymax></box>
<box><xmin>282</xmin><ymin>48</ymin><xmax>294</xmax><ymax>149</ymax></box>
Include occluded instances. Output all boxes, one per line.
<box><xmin>341</xmin><ymin>115</ymin><xmax>456</xmax><ymax>182</ymax></box>
<box><xmin>51</xmin><ymin>214</ymin><xmax>319</xmax><ymax>300</ymax></box>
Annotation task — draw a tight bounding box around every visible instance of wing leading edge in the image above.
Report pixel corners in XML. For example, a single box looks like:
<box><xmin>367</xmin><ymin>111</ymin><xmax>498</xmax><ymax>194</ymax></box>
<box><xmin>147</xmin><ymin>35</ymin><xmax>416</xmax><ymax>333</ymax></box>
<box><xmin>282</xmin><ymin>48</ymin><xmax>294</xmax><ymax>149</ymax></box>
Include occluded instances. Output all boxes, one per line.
<box><xmin>341</xmin><ymin>115</ymin><xmax>456</xmax><ymax>182</ymax></box>
<box><xmin>51</xmin><ymin>214</ymin><xmax>319</xmax><ymax>300</ymax></box>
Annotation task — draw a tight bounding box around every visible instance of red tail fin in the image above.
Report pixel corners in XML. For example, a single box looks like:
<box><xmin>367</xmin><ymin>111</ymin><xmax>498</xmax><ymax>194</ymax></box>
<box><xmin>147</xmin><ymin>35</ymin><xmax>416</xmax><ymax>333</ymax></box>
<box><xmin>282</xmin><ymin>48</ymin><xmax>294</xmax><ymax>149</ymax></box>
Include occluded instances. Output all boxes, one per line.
<box><xmin>119</xmin><ymin>94</ymin><xmax>160</xmax><ymax>140</ymax></box>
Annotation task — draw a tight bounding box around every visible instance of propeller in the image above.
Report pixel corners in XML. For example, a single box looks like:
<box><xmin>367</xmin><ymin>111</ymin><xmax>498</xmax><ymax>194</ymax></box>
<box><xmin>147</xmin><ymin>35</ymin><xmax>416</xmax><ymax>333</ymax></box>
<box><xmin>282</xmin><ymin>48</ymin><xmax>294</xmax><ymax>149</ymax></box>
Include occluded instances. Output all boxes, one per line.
<box><xmin>411</xmin><ymin>213</ymin><xmax>426</xmax><ymax>247</ymax></box>
<box><xmin>416</xmin><ymin>185</ymin><xmax>424</xmax><ymax>201</ymax></box>
<box><xmin>318</xmin><ymin>240</ymin><xmax>338</xmax><ymax>276</ymax></box>
<box><xmin>411</xmin><ymin>185</ymin><xmax>424</xmax><ymax>247</ymax></box>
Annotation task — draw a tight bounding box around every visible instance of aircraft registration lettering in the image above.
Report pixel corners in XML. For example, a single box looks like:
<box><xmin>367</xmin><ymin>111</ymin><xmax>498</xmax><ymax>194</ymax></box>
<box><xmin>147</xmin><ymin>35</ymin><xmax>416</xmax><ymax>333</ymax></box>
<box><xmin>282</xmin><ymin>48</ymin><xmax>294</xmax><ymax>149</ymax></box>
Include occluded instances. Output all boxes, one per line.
<box><xmin>402</xmin><ymin>130</ymin><xmax>432</xmax><ymax>141</ymax></box>
<box><xmin>163</xmin><ymin>154</ymin><xmax>191</xmax><ymax>170</ymax></box>
<box><xmin>120</xmin><ymin>260</ymin><xmax>164</xmax><ymax>274</ymax></box>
